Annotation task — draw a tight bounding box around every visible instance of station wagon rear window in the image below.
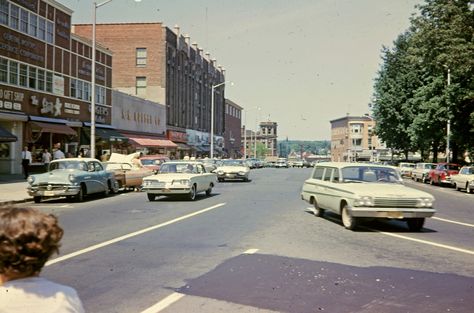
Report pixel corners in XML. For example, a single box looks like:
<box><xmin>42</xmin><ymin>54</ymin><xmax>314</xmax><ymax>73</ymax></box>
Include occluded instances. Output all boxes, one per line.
<box><xmin>341</xmin><ymin>166</ymin><xmax>400</xmax><ymax>183</ymax></box>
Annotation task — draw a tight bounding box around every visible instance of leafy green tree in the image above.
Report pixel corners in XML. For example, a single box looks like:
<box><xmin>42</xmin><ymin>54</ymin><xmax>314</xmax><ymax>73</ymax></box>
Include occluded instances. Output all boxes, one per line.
<box><xmin>256</xmin><ymin>142</ymin><xmax>269</xmax><ymax>159</ymax></box>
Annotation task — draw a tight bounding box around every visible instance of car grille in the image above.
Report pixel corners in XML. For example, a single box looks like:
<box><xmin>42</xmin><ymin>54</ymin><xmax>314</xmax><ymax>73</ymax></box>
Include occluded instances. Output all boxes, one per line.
<box><xmin>35</xmin><ymin>183</ymin><xmax>69</xmax><ymax>191</ymax></box>
<box><xmin>373</xmin><ymin>198</ymin><xmax>418</xmax><ymax>207</ymax></box>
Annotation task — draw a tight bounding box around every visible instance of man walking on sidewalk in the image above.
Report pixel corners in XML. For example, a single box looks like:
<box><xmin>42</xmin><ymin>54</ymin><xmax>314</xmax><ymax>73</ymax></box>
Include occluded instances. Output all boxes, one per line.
<box><xmin>21</xmin><ymin>146</ymin><xmax>32</xmax><ymax>179</ymax></box>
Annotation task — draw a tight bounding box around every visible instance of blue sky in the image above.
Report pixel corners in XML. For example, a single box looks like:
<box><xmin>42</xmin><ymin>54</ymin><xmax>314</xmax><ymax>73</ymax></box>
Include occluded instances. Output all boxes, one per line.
<box><xmin>61</xmin><ymin>0</ymin><xmax>423</xmax><ymax>140</ymax></box>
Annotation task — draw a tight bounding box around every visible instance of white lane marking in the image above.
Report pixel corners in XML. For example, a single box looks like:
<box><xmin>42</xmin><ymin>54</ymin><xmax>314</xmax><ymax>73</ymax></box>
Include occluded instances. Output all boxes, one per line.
<box><xmin>369</xmin><ymin>229</ymin><xmax>474</xmax><ymax>255</ymax></box>
<box><xmin>45</xmin><ymin>203</ymin><xmax>226</xmax><ymax>266</ymax></box>
<box><xmin>140</xmin><ymin>292</ymin><xmax>185</xmax><ymax>313</ymax></box>
<box><xmin>243</xmin><ymin>248</ymin><xmax>259</xmax><ymax>254</ymax></box>
<box><xmin>432</xmin><ymin>217</ymin><xmax>474</xmax><ymax>228</ymax></box>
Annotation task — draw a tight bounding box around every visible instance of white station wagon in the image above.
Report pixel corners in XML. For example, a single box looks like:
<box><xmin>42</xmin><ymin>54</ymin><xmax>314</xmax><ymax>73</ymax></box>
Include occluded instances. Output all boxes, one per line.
<box><xmin>301</xmin><ymin>162</ymin><xmax>436</xmax><ymax>231</ymax></box>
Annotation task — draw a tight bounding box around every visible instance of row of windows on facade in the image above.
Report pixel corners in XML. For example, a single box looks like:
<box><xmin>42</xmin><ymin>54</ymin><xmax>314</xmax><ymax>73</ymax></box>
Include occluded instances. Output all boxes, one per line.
<box><xmin>225</xmin><ymin>104</ymin><xmax>241</xmax><ymax>119</ymax></box>
<box><xmin>0</xmin><ymin>56</ymin><xmax>107</xmax><ymax>105</ymax></box>
<box><xmin>0</xmin><ymin>0</ymin><xmax>55</xmax><ymax>44</ymax></box>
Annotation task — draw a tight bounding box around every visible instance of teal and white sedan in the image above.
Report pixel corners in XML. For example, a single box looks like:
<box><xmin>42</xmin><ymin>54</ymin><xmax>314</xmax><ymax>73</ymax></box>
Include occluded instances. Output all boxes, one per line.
<box><xmin>301</xmin><ymin>162</ymin><xmax>436</xmax><ymax>231</ymax></box>
<box><xmin>27</xmin><ymin>158</ymin><xmax>118</xmax><ymax>203</ymax></box>
<box><xmin>142</xmin><ymin>161</ymin><xmax>217</xmax><ymax>201</ymax></box>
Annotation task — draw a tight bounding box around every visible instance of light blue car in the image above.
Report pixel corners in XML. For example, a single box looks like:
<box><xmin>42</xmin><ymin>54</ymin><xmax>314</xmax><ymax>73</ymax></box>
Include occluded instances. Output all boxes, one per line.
<box><xmin>27</xmin><ymin>158</ymin><xmax>119</xmax><ymax>203</ymax></box>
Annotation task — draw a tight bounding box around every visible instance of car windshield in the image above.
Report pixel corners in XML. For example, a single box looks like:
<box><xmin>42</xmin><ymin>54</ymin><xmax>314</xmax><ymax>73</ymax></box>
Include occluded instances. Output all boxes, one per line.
<box><xmin>50</xmin><ymin>161</ymin><xmax>87</xmax><ymax>171</ymax></box>
<box><xmin>341</xmin><ymin>166</ymin><xmax>401</xmax><ymax>183</ymax></box>
<box><xmin>141</xmin><ymin>159</ymin><xmax>159</xmax><ymax>166</ymax></box>
<box><xmin>221</xmin><ymin>160</ymin><xmax>246</xmax><ymax>167</ymax></box>
<box><xmin>425</xmin><ymin>164</ymin><xmax>437</xmax><ymax>169</ymax></box>
<box><xmin>159</xmin><ymin>163</ymin><xmax>197</xmax><ymax>174</ymax></box>
<box><xmin>399</xmin><ymin>163</ymin><xmax>415</xmax><ymax>168</ymax></box>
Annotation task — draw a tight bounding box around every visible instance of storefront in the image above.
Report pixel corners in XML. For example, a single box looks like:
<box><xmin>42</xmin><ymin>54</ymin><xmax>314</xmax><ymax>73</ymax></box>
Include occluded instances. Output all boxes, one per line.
<box><xmin>80</xmin><ymin>122</ymin><xmax>128</xmax><ymax>158</ymax></box>
<box><xmin>186</xmin><ymin>129</ymin><xmax>224</xmax><ymax>158</ymax></box>
<box><xmin>167</xmin><ymin>130</ymin><xmax>191</xmax><ymax>159</ymax></box>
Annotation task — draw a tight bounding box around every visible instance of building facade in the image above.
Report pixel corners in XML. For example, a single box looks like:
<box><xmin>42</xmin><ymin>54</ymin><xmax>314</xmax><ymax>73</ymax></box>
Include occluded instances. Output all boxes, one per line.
<box><xmin>72</xmin><ymin>23</ymin><xmax>227</xmax><ymax>158</ymax></box>
<box><xmin>224</xmin><ymin>99</ymin><xmax>242</xmax><ymax>158</ymax></box>
<box><xmin>0</xmin><ymin>0</ymin><xmax>112</xmax><ymax>174</ymax></box>
<box><xmin>330</xmin><ymin>115</ymin><xmax>383</xmax><ymax>162</ymax></box>
<box><xmin>242</xmin><ymin>120</ymin><xmax>278</xmax><ymax>159</ymax></box>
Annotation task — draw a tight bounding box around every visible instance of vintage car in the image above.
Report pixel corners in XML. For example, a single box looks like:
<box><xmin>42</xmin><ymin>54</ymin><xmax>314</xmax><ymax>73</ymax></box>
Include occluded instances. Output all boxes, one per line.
<box><xmin>142</xmin><ymin>161</ymin><xmax>217</xmax><ymax>201</ymax></box>
<box><xmin>102</xmin><ymin>162</ymin><xmax>153</xmax><ymax>190</ymax></box>
<box><xmin>411</xmin><ymin>162</ymin><xmax>437</xmax><ymax>183</ymax></box>
<box><xmin>140</xmin><ymin>155</ymin><xmax>170</xmax><ymax>173</ymax></box>
<box><xmin>452</xmin><ymin>166</ymin><xmax>474</xmax><ymax>193</ymax></box>
<box><xmin>428</xmin><ymin>163</ymin><xmax>460</xmax><ymax>186</ymax></box>
<box><xmin>275</xmin><ymin>158</ymin><xmax>289</xmax><ymax>168</ymax></box>
<box><xmin>398</xmin><ymin>162</ymin><xmax>416</xmax><ymax>177</ymax></box>
<box><xmin>214</xmin><ymin>159</ymin><xmax>250</xmax><ymax>182</ymax></box>
<box><xmin>27</xmin><ymin>158</ymin><xmax>118</xmax><ymax>203</ymax></box>
<box><xmin>301</xmin><ymin>162</ymin><xmax>436</xmax><ymax>231</ymax></box>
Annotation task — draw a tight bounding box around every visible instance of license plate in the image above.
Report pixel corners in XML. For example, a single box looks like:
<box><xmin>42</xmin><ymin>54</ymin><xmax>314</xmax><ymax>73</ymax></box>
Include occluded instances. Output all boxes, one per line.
<box><xmin>44</xmin><ymin>191</ymin><xmax>55</xmax><ymax>196</ymax></box>
<box><xmin>387</xmin><ymin>212</ymin><xmax>403</xmax><ymax>218</ymax></box>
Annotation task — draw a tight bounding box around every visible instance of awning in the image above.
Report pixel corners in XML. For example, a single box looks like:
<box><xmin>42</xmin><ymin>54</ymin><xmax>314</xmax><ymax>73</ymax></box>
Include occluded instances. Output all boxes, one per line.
<box><xmin>83</xmin><ymin>127</ymin><xmax>128</xmax><ymax>142</ymax></box>
<box><xmin>30</xmin><ymin>121</ymin><xmax>77</xmax><ymax>136</ymax></box>
<box><xmin>175</xmin><ymin>143</ymin><xmax>191</xmax><ymax>150</ymax></box>
<box><xmin>0</xmin><ymin>125</ymin><xmax>17</xmax><ymax>142</ymax></box>
<box><xmin>124</xmin><ymin>134</ymin><xmax>178</xmax><ymax>148</ymax></box>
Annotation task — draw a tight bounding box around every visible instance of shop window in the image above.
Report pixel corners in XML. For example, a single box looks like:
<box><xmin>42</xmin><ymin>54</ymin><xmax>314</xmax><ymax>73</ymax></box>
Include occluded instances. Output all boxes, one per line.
<box><xmin>136</xmin><ymin>76</ymin><xmax>146</xmax><ymax>97</ymax></box>
<box><xmin>38</xmin><ymin>17</ymin><xmax>45</xmax><ymax>40</ymax></box>
<box><xmin>37</xmin><ymin>69</ymin><xmax>45</xmax><ymax>91</ymax></box>
<box><xmin>29</xmin><ymin>13</ymin><xmax>37</xmax><ymax>37</ymax></box>
<box><xmin>136</xmin><ymin>48</ymin><xmax>147</xmax><ymax>67</ymax></box>
<box><xmin>10</xmin><ymin>4</ymin><xmax>19</xmax><ymax>30</ymax></box>
<box><xmin>46</xmin><ymin>72</ymin><xmax>53</xmax><ymax>92</ymax></box>
<box><xmin>28</xmin><ymin>67</ymin><xmax>36</xmax><ymax>89</ymax></box>
<box><xmin>9</xmin><ymin>61</ymin><xmax>18</xmax><ymax>85</ymax></box>
<box><xmin>0</xmin><ymin>58</ymin><xmax>7</xmax><ymax>83</ymax></box>
<box><xmin>19</xmin><ymin>64</ymin><xmax>27</xmax><ymax>87</ymax></box>
<box><xmin>20</xmin><ymin>8</ymin><xmax>28</xmax><ymax>33</ymax></box>
<box><xmin>0</xmin><ymin>0</ymin><xmax>7</xmax><ymax>26</ymax></box>
<box><xmin>46</xmin><ymin>20</ymin><xmax>54</xmax><ymax>44</ymax></box>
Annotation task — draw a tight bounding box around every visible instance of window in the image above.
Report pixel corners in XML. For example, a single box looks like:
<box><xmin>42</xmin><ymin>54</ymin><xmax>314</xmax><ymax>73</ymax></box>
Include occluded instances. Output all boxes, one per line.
<box><xmin>9</xmin><ymin>61</ymin><xmax>18</xmax><ymax>85</ymax></box>
<box><xmin>38</xmin><ymin>17</ymin><xmax>45</xmax><ymax>40</ymax></box>
<box><xmin>84</xmin><ymin>82</ymin><xmax>90</xmax><ymax>101</ymax></box>
<box><xmin>323</xmin><ymin>168</ymin><xmax>333</xmax><ymax>181</ymax></box>
<box><xmin>136</xmin><ymin>76</ymin><xmax>146</xmax><ymax>97</ymax></box>
<box><xmin>136</xmin><ymin>48</ymin><xmax>147</xmax><ymax>67</ymax></box>
<box><xmin>29</xmin><ymin>13</ymin><xmax>37</xmax><ymax>36</ymax></box>
<box><xmin>312</xmin><ymin>167</ymin><xmax>324</xmax><ymax>180</ymax></box>
<box><xmin>46</xmin><ymin>20</ymin><xmax>54</xmax><ymax>43</ymax></box>
<box><xmin>332</xmin><ymin>169</ymin><xmax>340</xmax><ymax>182</ymax></box>
<box><xmin>0</xmin><ymin>0</ymin><xmax>8</xmax><ymax>26</ymax></box>
<box><xmin>70</xmin><ymin>78</ymin><xmax>76</xmax><ymax>98</ymax></box>
<box><xmin>76</xmin><ymin>80</ymin><xmax>83</xmax><ymax>99</ymax></box>
<box><xmin>46</xmin><ymin>72</ymin><xmax>53</xmax><ymax>92</ymax></box>
<box><xmin>10</xmin><ymin>4</ymin><xmax>19</xmax><ymax>30</ymax></box>
<box><xmin>96</xmin><ymin>85</ymin><xmax>105</xmax><ymax>104</ymax></box>
<box><xmin>28</xmin><ymin>67</ymin><xmax>36</xmax><ymax>89</ymax></box>
<box><xmin>19</xmin><ymin>64</ymin><xmax>27</xmax><ymax>87</ymax></box>
<box><xmin>37</xmin><ymin>69</ymin><xmax>45</xmax><ymax>91</ymax></box>
<box><xmin>20</xmin><ymin>8</ymin><xmax>28</xmax><ymax>33</ymax></box>
<box><xmin>352</xmin><ymin>138</ymin><xmax>362</xmax><ymax>146</ymax></box>
<box><xmin>0</xmin><ymin>58</ymin><xmax>7</xmax><ymax>83</ymax></box>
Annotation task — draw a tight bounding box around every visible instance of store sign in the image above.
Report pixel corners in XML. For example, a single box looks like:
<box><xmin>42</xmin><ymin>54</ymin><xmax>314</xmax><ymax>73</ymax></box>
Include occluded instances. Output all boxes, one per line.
<box><xmin>1</xmin><ymin>31</ymin><xmax>44</xmax><ymax>64</ymax></box>
<box><xmin>53</xmin><ymin>75</ymin><xmax>64</xmax><ymax>96</ymax></box>
<box><xmin>88</xmin><ymin>105</ymin><xmax>109</xmax><ymax>124</ymax></box>
<box><xmin>64</xmin><ymin>102</ymin><xmax>80</xmax><ymax>115</ymax></box>
<box><xmin>0</xmin><ymin>89</ymin><xmax>24</xmax><ymax>111</ymax></box>
<box><xmin>167</xmin><ymin>130</ymin><xmax>187</xmax><ymax>143</ymax></box>
<box><xmin>31</xmin><ymin>95</ymin><xmax>62</xmax><ymax>117</ymax></box>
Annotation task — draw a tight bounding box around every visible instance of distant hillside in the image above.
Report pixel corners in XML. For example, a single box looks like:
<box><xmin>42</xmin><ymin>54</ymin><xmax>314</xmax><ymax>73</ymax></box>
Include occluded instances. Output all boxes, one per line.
<box><xmin>277</xmin><ymin>140</ymin><xmax>330</xmax><ymax>156</ymax></box>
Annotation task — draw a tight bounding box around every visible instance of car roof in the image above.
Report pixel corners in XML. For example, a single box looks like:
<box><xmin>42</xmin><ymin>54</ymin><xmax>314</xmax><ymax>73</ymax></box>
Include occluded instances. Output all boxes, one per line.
<box><xmin>314</xmin><ymin>162</ymin><xmax>396</xmax><ymax>169</ymax></box>
<box><xmin>51</xmin><ymin>158</ymin><xmax>95</xmax><ymax>162</ymax></box>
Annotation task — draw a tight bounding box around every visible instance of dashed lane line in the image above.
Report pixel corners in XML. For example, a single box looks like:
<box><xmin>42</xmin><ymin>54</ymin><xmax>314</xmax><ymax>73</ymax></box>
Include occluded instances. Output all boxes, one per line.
<box><xmin>432</xmin><ymin>216</ymin><xmax>474</xmax><ymax>228</ymax></box>
<box><xmin>45</xmin><ymin>203</ymin><xmax>226</xmax><ymax>267</ymax></box>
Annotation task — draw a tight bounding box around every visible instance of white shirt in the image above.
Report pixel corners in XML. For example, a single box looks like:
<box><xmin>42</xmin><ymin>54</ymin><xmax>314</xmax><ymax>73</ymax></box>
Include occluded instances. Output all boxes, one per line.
<box><xmin>42</xmin><ymin>152</ymin><xmax>52</xmax><ymax>163</ymax></box>
<box><xmin>21</xmin><ymin>150</ymin><xmax>32</xmax><ymax>163</ymax></box>
<box><xmin>53</xmin><ymin>149</ymin><xmax>65</xmax><ymax>160</ymax></box>
<box><xmin>0</xmin><ymin>277</ymin><xmax>85</xmax><ymax>313</ymax></box>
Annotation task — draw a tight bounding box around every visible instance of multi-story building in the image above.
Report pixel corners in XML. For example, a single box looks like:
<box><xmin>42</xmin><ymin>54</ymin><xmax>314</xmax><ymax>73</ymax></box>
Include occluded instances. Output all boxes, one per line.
<box><xmin>241</xmin><ymin>120</ymin><xmax>278</xmax><ymax>159</ymax></box>
<box><xmin>224</xmin><ymin>99</ymin><xmax>242</xmax><ymax>158</ymax></box>
<box><xmin>330</xmin><ymin>115</ymin><xmax>384</xmax><ymax>162</ymax></box>
<box><xmin>0</xmin><ymin>0</ymin><xmax>114</xmax><ymax>174</ymax></box>
<box><xmin>72</xmin><ymin>23</ymin><xmax>226</xmax><ymax>158</ymax></box>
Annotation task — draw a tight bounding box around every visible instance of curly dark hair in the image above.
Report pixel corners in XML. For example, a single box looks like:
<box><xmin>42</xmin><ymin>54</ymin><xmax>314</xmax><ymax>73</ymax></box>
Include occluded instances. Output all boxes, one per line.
<box><xmin>0</xmin><ymin>206</ymin><xmax>63</xmax><ymax>278</ymax></box>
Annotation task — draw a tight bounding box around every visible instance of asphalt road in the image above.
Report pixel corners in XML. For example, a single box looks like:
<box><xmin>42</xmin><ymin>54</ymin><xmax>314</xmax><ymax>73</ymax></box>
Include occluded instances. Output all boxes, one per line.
<box><xmin>24</xmin><ymin>168</ymin><xmax>473</xmax><ymax>313</ymax></box>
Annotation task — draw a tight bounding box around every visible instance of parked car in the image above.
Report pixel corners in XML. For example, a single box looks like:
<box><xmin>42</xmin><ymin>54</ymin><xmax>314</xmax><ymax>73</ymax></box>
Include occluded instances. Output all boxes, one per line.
<box><xmin>140</xmin><ymin>155</ymin><xmax>170</xmax><ymax>173</ymax></box>
<box><xmin>428</xmin><ymin>163</ymin><xmax>460</xmax><ymax>186</ymax></box>
<box><xmin>214</xmin><ymin>159</ymin><xmax>250</xmax><ymax>182</ymax></box>
<box><xmin>451</xmin><ymin>166</ymin><xmax>474</xmax><ymax>193</ymax></box>
<box><xmin>292</xmin><ymin>159</ymin><xmax>305</xmax><ymax>168</ymax></box>
<box><xmin>103</xmin><ymin>162</ymin><xmax>153</xmax><ymax>190</ymax></box>
<box><xmin>275</xmin><ymin>158</ymin><xmax>289</xmax><ymax>168</ymax></box>
<box><xmin>411</xmin><ymin>162</ymin><xmax>437</xmax><ymax>183</ymax></box>
<box><xmin>301</xmin><ymin>162</ymin><xmax>436</xmax><ymax>231</ymax></box>
<box><xmin>398</xmin><ymin>162</ymin><xmax>416</xmax><ymax>177</ymax></box>
<box><xmin>27</xmin><ymin>158</ymin><xmax>118</xmax><ymax>203</ymax></box>
<box><xmin>142</xmin><ymin>161</ymin><xmax>217</xmax><ymax>201</ymax></box>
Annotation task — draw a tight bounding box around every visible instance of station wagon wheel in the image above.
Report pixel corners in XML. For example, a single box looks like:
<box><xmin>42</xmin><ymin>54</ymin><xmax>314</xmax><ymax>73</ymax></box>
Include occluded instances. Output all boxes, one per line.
<box><xmin>341</xmin><ymin>205</ymin><xmax>358</xmax><ymax>230</ymax></box>
<box><xmin>33</xmin><ymin>196</ymin><xmax>41</xmax><ymax>204</ymax></box>
<box><xmin>188</xmin><ymin>185</ymin><xmax>196</xmax><ymax>201</ymax></box>
<box><xmin>406</xmin><ymin>218</ymin><xmax>425</xmax><ymax>232</ymax></box>
<box><xmin>312</xmin><ymin>198</ymin><xmax>324</xmax><ymax>217</ymax></box>
<box><xmin>147</xmin><ymin>193</ymin><xmax>156</xmax><ymax>201</ymax></box>
<box><xmin>205</xmin><ymin>184</ymin><xmax>213</xmax><ymax>196</ymax></box>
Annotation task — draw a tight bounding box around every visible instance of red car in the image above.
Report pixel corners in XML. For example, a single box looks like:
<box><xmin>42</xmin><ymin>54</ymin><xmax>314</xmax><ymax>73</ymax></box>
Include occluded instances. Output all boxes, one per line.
<box><xmin>140</xmin><ymin>155</ymin><xmax>170</xmax><ymax>174</ymax></box>
<box><xmin>428</xmin><ymin>163</ymin><xmax>460</xmax><ymax>186</ymax></box>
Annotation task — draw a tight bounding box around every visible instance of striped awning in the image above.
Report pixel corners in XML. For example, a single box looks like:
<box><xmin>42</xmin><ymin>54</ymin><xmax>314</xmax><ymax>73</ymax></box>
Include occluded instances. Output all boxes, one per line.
<box><xmin>124</xmin><ymin>134</ymin><xmax>178</xmax><ymax>148</ymax></box>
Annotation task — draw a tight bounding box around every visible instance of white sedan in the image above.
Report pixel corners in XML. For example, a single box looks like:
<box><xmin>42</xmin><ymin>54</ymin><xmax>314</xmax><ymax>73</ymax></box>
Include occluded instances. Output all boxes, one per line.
<box><xmin>142</xmin><ymin>161</ymin><xmax>217</xmax><ymax>201</ymax></box>
<box><xmin>214</xmin><ymin>159</ymin><xmax>250</xmax><ymax>182</ymax></box>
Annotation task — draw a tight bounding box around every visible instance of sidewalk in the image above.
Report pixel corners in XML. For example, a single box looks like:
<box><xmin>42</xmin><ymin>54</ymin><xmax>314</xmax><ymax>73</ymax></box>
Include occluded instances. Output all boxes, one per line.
<box><xmin>0</xmin><ymin>175</ymin><xmax>32</xmax><ymax>205</ymax></box>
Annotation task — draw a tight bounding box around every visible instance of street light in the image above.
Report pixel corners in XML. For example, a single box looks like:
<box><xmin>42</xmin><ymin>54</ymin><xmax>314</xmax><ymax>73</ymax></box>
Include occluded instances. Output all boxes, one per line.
<box><xmin>444</xmin><ymin>66</ymin><xmax>451</xmax><ymax>163</ymax></box>
<box><xmin>210</xmin><ymin>81</ymin><xmax>233</xmax><ymax>159</ymax></box>
<box><xmin>254</xmin><ymin>106</ymin><xmax>261</xmax><ymax>158</ymax></box>
<box><xmin>90</xmin><ymin>0</ymin><xmax>141</xmax><ymax>159</ymax></box>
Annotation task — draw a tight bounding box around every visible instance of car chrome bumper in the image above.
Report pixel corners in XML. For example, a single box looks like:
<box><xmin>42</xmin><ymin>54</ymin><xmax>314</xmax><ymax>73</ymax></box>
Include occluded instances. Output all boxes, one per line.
<box><xmin>143</xmin><ymin>187</ymin><xmax>191</xmax><ymax>195</ymax></box>
<box><xmin>27</xmin><ymin>186</ymin><xmax>80</xmax><ymax>197</ymax></box>
<box><xmin>348</xmin><ymin>207</ymin><xmax>436</xmax><ymax>219</ymax></box>
<box><xmin>218</xmin><ymin>173</ymin><xmax>248</xmax><ymax>179</ymax></box>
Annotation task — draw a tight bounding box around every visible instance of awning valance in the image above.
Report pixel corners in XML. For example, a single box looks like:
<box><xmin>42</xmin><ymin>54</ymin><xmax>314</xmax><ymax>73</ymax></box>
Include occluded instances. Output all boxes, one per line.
<box><xmin>123</xmin><ymin>134</ymin><xmax>177</xmax><ymax>148</ymax></box>
<box><xmin>30</xmin><ymin>121</ymin><xmax>77</xmax><ymax>136</ymax></box>
<box><xmin>0</xmin><ymin>125</ymin><xmax>17</xmax><ymax>142</ymax></box>
<box><xmin>83</xmin><ymin>127</ymin><xmax>128</xmax><ymax>142</ymax></box>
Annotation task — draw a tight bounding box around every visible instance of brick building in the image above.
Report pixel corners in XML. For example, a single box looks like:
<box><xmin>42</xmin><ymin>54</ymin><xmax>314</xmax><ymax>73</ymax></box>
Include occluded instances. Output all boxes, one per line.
<box><xmin>72</xmin><ymin>23</ymin><xmax>226</xmax><ymax>158</ymax></box>
<box><xmin>0</xmin><ymin>0</ymin><xmax>114</xmax><ymax>174</ymax></box>
<box><xmin>224</xmin><ymin>99</ymin><xmax>242</xmax><ymax>158</ymax></box>
<box><xmin>242</xmin><ymin>120</ymin><xmax>278</xmax><ymax>158</ymax></box>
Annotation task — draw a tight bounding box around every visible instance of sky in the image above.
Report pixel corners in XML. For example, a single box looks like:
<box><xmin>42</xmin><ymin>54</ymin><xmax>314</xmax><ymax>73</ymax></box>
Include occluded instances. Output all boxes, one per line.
<box><xmin>60</xmin><ymin>0</ymin><xmax>424</xmax><ymax>140</ymax></box>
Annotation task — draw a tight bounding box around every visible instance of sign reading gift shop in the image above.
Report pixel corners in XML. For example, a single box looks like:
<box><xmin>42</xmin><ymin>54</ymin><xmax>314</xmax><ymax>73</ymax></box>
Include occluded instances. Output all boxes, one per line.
<box><xmin>111</xmin><ymin>91</ymin><xmax>166</xmax><ymax>134</ymax></box>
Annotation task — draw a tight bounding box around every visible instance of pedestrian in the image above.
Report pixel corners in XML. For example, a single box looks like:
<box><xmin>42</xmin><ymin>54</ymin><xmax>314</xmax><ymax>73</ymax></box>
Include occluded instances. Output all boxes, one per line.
<box><xmin>41</xmin><ymin>149</ymin><xmax>51</xmax><ymax>172</ymax></box>
<box><xmin>100</xmin><ymin>151</ymin><xmax>108</xmax><ymax>162</ymax></box>
<box><xmin>20</xmin><ymin>146</ymin><xmax>32</xmax><ymax>179</ymax></box>
<box><xmin>0</xmin><ymin>206</ymin><xmax>85</xmax><ymax>313</ymax></box>
<box><xmin>53</xmin><ymin>143</ymin><xmax>65</xmax><ymax>160</ymax></box>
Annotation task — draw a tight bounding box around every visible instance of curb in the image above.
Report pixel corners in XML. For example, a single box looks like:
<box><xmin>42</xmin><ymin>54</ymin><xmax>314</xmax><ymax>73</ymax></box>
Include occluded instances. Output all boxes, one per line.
<box><xmin>0</xmin><ymin>198</ymin><xmax>34</xmax><ymax>206</ymax></box>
